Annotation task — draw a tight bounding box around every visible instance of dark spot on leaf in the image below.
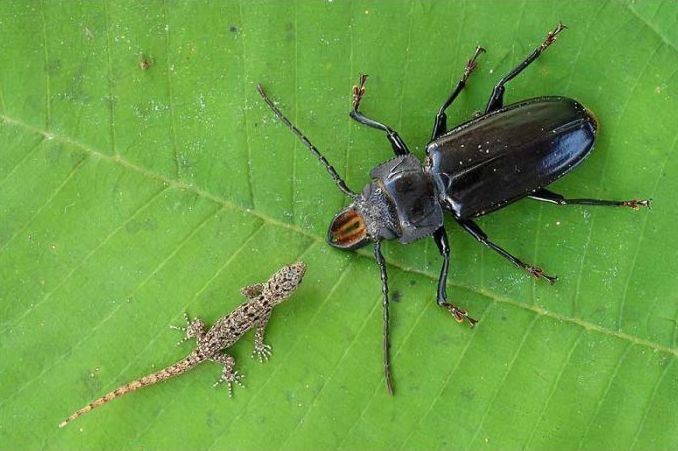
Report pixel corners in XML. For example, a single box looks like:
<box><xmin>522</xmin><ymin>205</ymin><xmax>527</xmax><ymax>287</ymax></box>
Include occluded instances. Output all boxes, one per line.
<box><xmin>229</xmin><ymin>25</ymin><xmax>238</xmax><ymax>33</ymax></box>
<box><xmin>79</xmin><ymin>367</ymin><xmax>103</xmax><ymax>395</ymax></box>
<box><xmin>59</xmin><ymin>70</ymin><xmax>89</xmax><ymax>104</ymax></box>
<box><xmin>501</xmin><ymin>315</ymin><xmax>507</xmax><ymax>321</ymax></box>
<box><xmin>126</xmin><ymin>217</ymin><xmax>158</xmax><ymax>234</ymax></box>
<box><xmin>205</xmin><ymin>411</ymin><xmax>219</xmax><ymax>429</ymax></box>
<box><xmin>285</xmin><ymin>390</ymin><xmax>296</xmax><ymax>404</ymax></box>
<box><xmin>178</xmin><ymin>154</ymin><xmax>194</xmax><ymax>172</ymax></box>
<box><xmin>460</xmin><ymin>386</ymin><xmax>475</xmax><ymax>401</ymax></box>
<box><xmin>409</xmin><ymin>280</ymin><xmax>416</xmax><ymax>287</ymax></box>
<box><xmin>104</xmin><ymin>95</ymin><xmax>117</xmax><ymax>110</ymax></box>
<box><xmin>45</xmin><ymin>144</ymin><xmax>66</xmax><ymax>165</ymax></box>
<box><xmin>433</xmin><ymin>332</ymin><xmax>454</xmax><ymax>346</ymax></box>
<box><xmin>139</xmin><ymin>54</ymin><xmax>153</xmax><ymax>71</ymax></box>
<box><xmin>285</xmin><ymin>22</ymin><xmax>295</xmax><ymax>41</ymax></box>
<box><xmin>70</xmin><ymin>152</ymin><xmax>87</xmax><ymax>169</ymax></box>
<box><xmin>47</xmin><ymin>59</ymin><xmax>62</xmax><ymax>76</ymax></box>
<box><xmin>392</xmin><ymin>290</ymin><xmax>401</xmax><ymax>302</ymax></box>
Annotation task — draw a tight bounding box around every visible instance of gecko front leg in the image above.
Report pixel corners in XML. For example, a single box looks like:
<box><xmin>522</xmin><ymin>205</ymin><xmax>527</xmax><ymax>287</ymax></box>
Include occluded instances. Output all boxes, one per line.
<box><xmin>240</xmin><ymin>283</ymin><xmax>264</xmax><ymax>298</ymax></box>
<box><xmin>171</xmin><ymin>313</ymin><xmax>206</xmax><ymax>346</ymax></box>
<box><xmin>252</xmin><ymin>311</ymin><xmax>273</xmax><ymax>362</ymax></box>
<box><xmin>212</xmin><ymin>353</ymin><xmax>244</xmax><ymax>398</ymax></box>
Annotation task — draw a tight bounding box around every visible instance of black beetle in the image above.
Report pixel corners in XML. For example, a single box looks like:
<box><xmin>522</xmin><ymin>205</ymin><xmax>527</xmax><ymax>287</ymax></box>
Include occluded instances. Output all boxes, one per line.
<box><xmin>257</xmin><ymin>23</ymin><xmax>650</xmax><ymax>394</ymax></box>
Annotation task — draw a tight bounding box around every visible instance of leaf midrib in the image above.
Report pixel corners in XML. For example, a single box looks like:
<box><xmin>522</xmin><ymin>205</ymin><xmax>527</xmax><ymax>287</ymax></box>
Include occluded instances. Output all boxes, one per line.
<box><xmin>626</xmin><ymin>3</ymin><xmax>678</xmax><ymax>53</ymax></box>
<box><xmin>2</xmin><ymin>112</ymin><xmax>676</xmax><ymax>360</ymax></box>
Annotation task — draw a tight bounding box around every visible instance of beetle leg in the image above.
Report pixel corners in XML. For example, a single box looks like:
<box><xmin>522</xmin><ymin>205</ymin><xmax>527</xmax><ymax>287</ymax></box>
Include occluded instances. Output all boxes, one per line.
<box><xmin>528</xmin><ymin>188</ymin><xmax>651</xmax><ymax>210</ymax></box>
<box><xmin>374</xmin><ymin>241</ymin><xmax>395</xmax><ymax>395</ymax></box>
<box><xmin>432</xmin><ymin>46</ymin><xmax>485</xmax><ymax>140</ymax></box>
<box><xmin>433</xmin><ymin>227</ymin><xmax>451</xmax><ymax>303</ymax></box>
<box><xmin>485</xmin><ymin>22</ymin><xmax>567</xmax><ymax>113</ymax></box>
<box><xmin>350</xmin><ymin>74</ymin><xmax>411</xmax><ymax>156</ymax></box>
<box><xmin>456</xmin><ymin>218</ymin><xmax>558</xmax><ymax>284</ymax></box>
<box><xmin>433</xmin><ymin>227</ymin><xmax>478</xmax><ymax>327</ymax></box>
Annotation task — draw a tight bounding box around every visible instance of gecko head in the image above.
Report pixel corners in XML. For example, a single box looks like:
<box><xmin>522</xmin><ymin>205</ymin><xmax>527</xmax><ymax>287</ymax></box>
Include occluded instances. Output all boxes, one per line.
<box><xmin>264</xmin><ymin>261</ymin><xmax>307</xmax><ymax>303</ymax></box>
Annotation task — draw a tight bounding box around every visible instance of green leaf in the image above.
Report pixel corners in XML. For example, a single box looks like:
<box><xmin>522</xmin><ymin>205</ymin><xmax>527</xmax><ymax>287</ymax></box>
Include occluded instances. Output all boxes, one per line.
<box><xmin>1</xmin><ymin>1</ymin><xmax>677</xmax><ymax>449</ymax></box>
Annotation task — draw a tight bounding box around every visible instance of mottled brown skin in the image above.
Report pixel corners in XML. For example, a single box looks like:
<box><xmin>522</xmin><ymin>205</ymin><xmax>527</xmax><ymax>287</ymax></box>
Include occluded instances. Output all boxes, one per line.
<box><xmin>59</xmin><ymin>262</ymin><xmax>306</xmax><ymax>428</ymax></box>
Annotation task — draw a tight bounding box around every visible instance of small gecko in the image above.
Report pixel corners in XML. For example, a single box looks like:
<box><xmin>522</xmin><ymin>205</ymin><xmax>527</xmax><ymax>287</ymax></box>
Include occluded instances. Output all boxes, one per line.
<box><xmin>59</xmin><ymin>261</ymin><xmax>306</xmax><ymax>428</ymax></box>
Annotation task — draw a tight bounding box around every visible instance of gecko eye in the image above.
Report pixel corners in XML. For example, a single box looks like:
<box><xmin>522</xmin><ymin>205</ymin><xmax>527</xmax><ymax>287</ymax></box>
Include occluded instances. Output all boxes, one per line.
<box><xmin>327</xmin><ymin>207</ymin><xmax>369</xmax><ymax>250</ymax></box>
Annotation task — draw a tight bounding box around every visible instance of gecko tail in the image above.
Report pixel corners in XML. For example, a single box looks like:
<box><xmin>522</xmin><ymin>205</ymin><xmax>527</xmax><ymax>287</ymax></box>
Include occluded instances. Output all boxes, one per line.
<box><xmin>58</xmin><ymin>353</ymin><xmax>202</xmax><ymax>428</ymax></box>
<box><xmin>59</xmin><ymin>375</ymin><xmax>157</xmax><ymax>428</ymax></box>
<box><xmin>59</xmin><ymin>388</ymin><xmax>131</xmax><ymax>428</ymax></box>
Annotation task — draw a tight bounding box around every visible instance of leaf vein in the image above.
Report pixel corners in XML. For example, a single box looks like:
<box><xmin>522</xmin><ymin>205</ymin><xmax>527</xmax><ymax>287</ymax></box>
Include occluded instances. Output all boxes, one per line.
<box><xmin>626</xmin><ymin>3</ymin><xmax>678</xmax><ymax>53</ymax></box>
<box><xmin>291</xmin><ymin>1</ymin><xmax>298</xmax><ymax>225</ymax></box>
<box><xmin>572</xmin><ymin>32</ymin><xmax>661</xmax><ymax>323</ymax></box>
<box><xmin>629</xmin><ymin>358</ymin><xmax>674</xmax><ymax>450</ymax></box>
<box><xmin>238</xmin><ymin>0</ymin><xmax>255</xmax><ymax>209</ymax></box>
<box><xmin>344</xmin><ymin>1</ymin><xmax>353</xmax><ymax>208</ymax></box>
<box><xmin>0</xmin><ymin>63</ymin><xmax>5</xmax><ymax>112</ymax></box>
<box><xmin>340</xmin><ymin>270</ymin><xmax>440</xmax><ymax>450</ymax></box>
<box><xmin>639</xmin><ymin>132</ymin><xmax>678</xmax><ymax>332</ymax></box>
<box><xmin>562</xmin><ymin>0</ymin><xmax>609</xmax><ymax>92</ymax></box>
<box><xmin>2</xmin><ymin>114</ymin><xmax>677</xmax><ymax>359</ymax></box>
<box><xmin>615</xmin><ymin>39</ymin><xmax>663</xmax><ymax>330</ymax></box>
<box><xmin>396</xmin><ymin>304</ymin><xmax>494</xmax><ymax>451</ymax></box>
<box><xmin>523</xmin><ymin>328</ymin><xmax>585</xmax><ymax>449</ymax></box>
<box><xmin>0</xmin><ymin>153</ymin><xmax>88</xmax><ymax>254</ymax></box>
<box><xmin>103</xmin><ymin>0</ymin><xmax>117</xmax><ymax>157</ymax></box>
<box><xmin>575</xmin><ymin>342</ymin><xmax>633</xmax><ymax>450</ymax></box>
<box><xmin>0</xmin><ymin>185</ymin><xmax>167</xmax><ymax>334</ymax></box>
<box><xmin>0</xmin><ymin>134</ymin><xmax>46</xmax><ymax>189</ymax></box>
<box><xmin>396</xmin><ymin>0</ymin><xmax>415</xmax><ymax>130</ymax></box>
<box><xmin>161</xmin><ymin>0</ymin><xmax>180</xmax><ymax>179</ymax></box>
<box><xmin>277</xmin><ymin>289</ymin><xmax>382</xmax><ymax>451</ymax></box>
<box><xmin>40</xmin><ymin>0</ymin><xmax>51</xmax><ymax>130</ymax></box>
<box><xmin>0</xmin><ymin>186</ymin><xmax>172</xmax><ymax>406</ymax></box>
<box><xmin>467</xmin><ymin>313</ymin><xmax>540</xmax><ymax>449</ymax></box>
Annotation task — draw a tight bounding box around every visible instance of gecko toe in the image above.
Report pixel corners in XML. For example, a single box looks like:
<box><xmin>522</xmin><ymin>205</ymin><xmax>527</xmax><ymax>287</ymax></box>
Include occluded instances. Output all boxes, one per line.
<box><xmin>252</xmin><ymin>344</ymin><xmax>273</xmax><ymax>362</ymax></box>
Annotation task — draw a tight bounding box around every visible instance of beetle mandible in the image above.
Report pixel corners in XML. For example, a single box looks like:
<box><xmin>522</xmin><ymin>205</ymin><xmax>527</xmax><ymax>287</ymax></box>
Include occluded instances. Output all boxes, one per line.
<box><xmin>257</xmin><ymin>23</ymin><xmax>650</xmax><ymax>394</ymax></box>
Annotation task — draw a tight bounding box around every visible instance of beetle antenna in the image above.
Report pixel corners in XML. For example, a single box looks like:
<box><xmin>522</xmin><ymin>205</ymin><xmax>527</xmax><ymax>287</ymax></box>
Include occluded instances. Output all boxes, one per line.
<box><xmin>374</xmin><ymin>240</ymin><xmax>395</xmax><ymax>395</ymax></box>
<box><xmin>257</xmin><ymin>84</ymin><xmax>357</xmax><ymax>199</ymax></box>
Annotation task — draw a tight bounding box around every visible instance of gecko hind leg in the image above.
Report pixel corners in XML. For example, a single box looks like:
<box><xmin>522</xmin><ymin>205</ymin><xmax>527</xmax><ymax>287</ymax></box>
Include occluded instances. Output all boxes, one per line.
<box><xmin>212</xmin><ymin>354</ymin><xmax>245</xmax><ymax>398</ymax></box>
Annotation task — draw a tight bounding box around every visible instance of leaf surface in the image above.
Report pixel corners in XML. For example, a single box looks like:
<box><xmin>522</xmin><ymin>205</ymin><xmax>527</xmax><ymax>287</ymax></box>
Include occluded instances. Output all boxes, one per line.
<box><xmin>1</xmin><ymin>1</ymin><xmax>677</xmax><ymax>450</ymax></box>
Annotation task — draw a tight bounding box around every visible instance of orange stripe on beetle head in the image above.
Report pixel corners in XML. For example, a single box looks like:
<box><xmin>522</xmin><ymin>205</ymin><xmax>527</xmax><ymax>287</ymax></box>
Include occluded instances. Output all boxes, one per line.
<box><xmin>329</xmin><ymin>209</ymin><xmax>368</xmax><ymax>248</ymax></box>
<box><xmin>337</xmin><ymin>215</ymin><xmax>363</xmax><ymax>235</ymax></box>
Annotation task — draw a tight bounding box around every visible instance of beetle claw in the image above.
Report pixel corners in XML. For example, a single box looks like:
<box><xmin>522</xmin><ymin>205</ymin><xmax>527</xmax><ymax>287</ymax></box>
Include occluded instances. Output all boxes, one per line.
<box><xmin>443</xmin><ymin>303</ymin><xmax>478</xmax><ymax>328</ymax></box>
<box><xmin>623</xmin><ymin>199</ymin><xmax>651</xmax><ymax>210</ymax></box>
<box><xmin>542</xmin><ymin>22</ymin><xmax>568</xmax><ymax>50</ymax></box>
<box><xmin>527</xmin><ymin>266</ymin><xmax>558</xmax><ymax>284</ymax></box>
<box><xmin>463</xmin><ymin>46</ymin><xmax>486</xmax><ymax>81</ymax></box>
<box><xmin>352</xmin><ymin>74</ymin><xmax>368</xmax><ymax>110</ymax></box>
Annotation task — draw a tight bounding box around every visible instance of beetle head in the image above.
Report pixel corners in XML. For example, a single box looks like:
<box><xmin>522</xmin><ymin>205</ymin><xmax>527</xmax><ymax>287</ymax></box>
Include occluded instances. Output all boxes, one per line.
<box><xmin>327</xmin><ymin>206</ymin><xmax>370</xmax><ymax>250</ymax></box>
<box><xmin>327</xmin><ymin>182</ymin><xmax>401</xmax><ymax>250</ymax></box>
